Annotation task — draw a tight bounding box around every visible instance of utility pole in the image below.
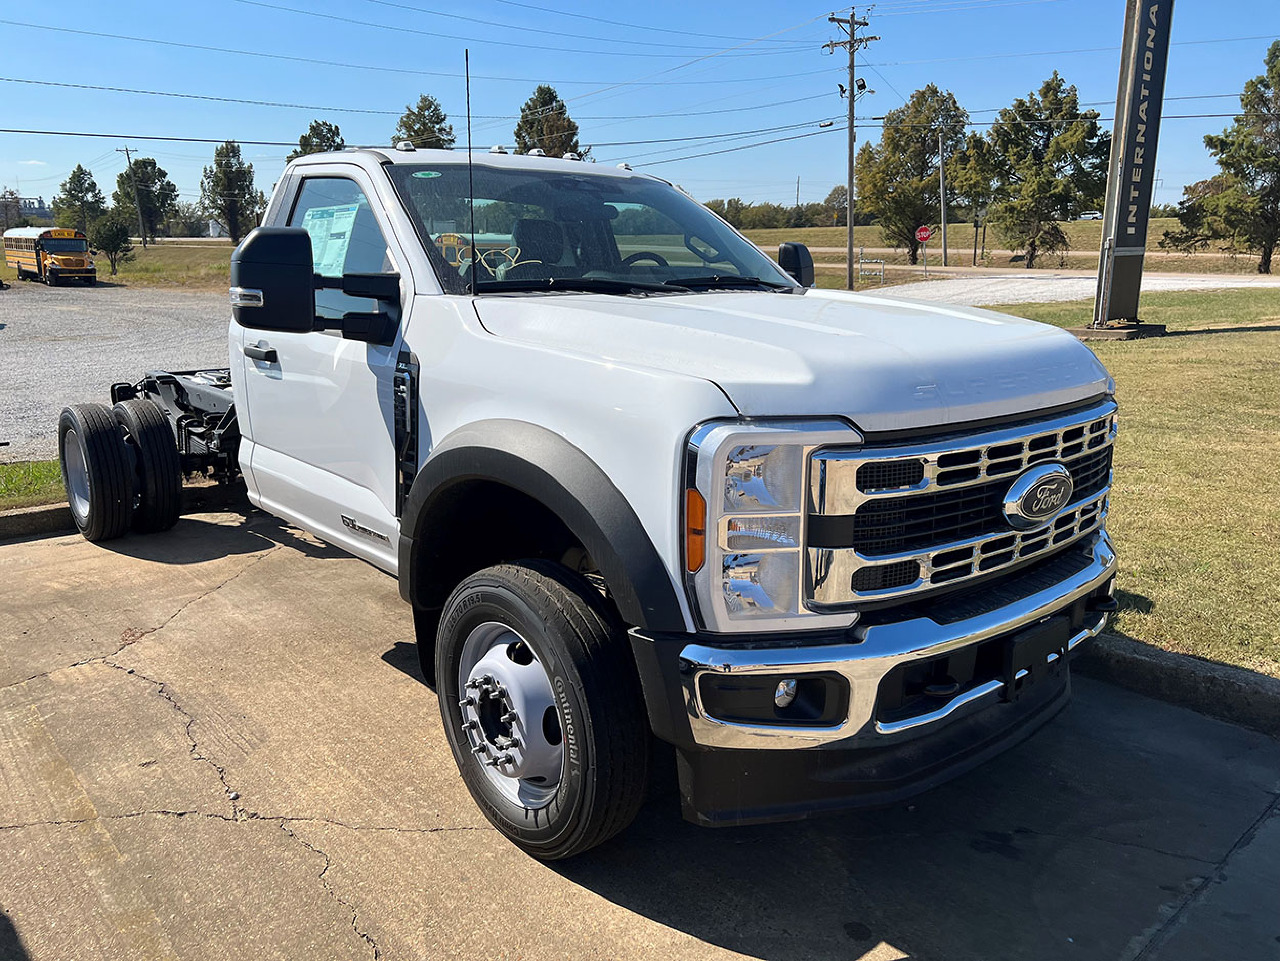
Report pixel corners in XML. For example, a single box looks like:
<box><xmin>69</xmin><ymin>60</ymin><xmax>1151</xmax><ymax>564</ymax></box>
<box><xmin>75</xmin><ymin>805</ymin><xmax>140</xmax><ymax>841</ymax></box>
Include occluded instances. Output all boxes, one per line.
<box><xmin>825</xmin><ymin>9</ymin><xmax>879</xmax><ymax>290</ymax></box>
<box><xmin>938</xmin><ymin>130</ymin><xmax>949</xmax><ymax>267</ymax></box>
<box><xmin>117</xmin><ymin>146</ymin><xmax>148</xmax><ymax>248</ymax></box>
<box><xmin>796</xmin><ymin>175</ymin><xmax>801</xmax><ymax>208</ymax></box>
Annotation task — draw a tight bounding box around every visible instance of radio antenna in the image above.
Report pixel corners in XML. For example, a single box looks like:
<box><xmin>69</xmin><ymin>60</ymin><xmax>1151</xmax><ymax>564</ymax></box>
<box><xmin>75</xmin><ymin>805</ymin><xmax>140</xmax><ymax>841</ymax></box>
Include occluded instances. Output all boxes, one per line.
<box><xmin>465</xmin><ymin>49</ymin><xmax>478</xmax><ymax>295</ymax></box>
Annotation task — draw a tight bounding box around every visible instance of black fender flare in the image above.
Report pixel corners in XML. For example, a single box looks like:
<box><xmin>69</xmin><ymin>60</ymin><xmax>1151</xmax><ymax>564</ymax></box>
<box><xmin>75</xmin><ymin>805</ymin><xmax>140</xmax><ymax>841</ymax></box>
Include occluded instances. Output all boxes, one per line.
<box><xmin>398</xmin><ymin>419</ymin><xmax>687</xmax><ymax>633</ymax></box>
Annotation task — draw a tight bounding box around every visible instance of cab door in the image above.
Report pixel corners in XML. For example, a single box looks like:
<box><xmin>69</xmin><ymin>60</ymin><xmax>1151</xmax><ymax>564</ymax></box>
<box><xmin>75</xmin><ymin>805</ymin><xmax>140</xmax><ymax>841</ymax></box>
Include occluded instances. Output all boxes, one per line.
<box><xmin>236</xmin><ymin>168</ymin><xmax>410</xmax><ymax>570</ymax></box>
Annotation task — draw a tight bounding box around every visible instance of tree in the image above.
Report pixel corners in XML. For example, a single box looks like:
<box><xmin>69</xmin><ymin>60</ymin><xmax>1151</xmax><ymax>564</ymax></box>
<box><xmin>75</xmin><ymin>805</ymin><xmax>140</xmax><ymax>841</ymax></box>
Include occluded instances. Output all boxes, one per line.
<box><xmin>166</xmin><ymin>201</ymin><xmax>208</xmax><ymax>238</ymax></box>
<box><xmin>824</xmin><ymin>185</ymin><xmax>848</xmax><ymax>226</ymax></box>
<box><xmin>983</xmin><ymin>72</ymin><xmax>1108</xmax><ymax>268</ymax></box>
<box><xmin>1162</xmin><ymin>41</ymin><xmax>1280</xmax><ymax>274</ymax></box>
<box><xmin>0</xmin><ymin>188</ymin><xmax>21</xmax><ymax>231</ymax></box>
<box><xmin>393</xmin><ymin>94</ymin><xmax>455</xmax><ymax>149</ymax></box>
<box><xmin>200</xmin><ymin>141</ymin><xmax>263</xmax><ymax>244</ymax></box>
<box><xmin>113</xmin><ymin>158</ymin><xmax>178</xmax><ymax>243</ymax></box>
<box><xmin>288</xmin><ymin>120</ymin><xmax>345</xmax><ymax>162</ymax></box>
<box><xmin>89</xmin><ymin>213</ymin><xmax>134</xmax><ymax>275</ymax></box>
<box><xmin>51</xmin><ymin>165</ymin><xmax>106</xmax><ymax>234</ymax></box>
<box><xmin>513</xmin><ymin>85</ymin><xmax>588</xmax><ymax>159</ymax></box>
<box><xmin>855</xmin><ymin>84</ymin><xmax>968</xmax><ymax>264</ymax></box>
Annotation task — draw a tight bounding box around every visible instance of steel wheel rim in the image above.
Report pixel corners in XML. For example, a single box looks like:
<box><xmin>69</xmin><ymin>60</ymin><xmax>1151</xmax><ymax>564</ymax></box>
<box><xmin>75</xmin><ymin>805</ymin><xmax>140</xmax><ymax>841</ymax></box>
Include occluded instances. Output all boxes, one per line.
<box><xmin>457</xmin><ymin>621</ymin><xmax>564</xmax><ymax>809</ymax></box>
<box><xmin>64</xmin><ymin>428</ymin><xmax>91</xmax><ymax>523</ymax></box>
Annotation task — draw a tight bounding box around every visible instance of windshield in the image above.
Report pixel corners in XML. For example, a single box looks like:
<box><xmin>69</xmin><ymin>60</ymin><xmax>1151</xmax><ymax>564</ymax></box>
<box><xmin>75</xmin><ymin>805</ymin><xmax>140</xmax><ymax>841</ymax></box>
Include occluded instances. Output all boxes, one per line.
<box><xmin>387</xmin><ymin>163</ymin><xmax>797</xmax><ymax>295</ymax></box>
<box><xmin>42</xmin><ymin>238</ymin><xmax>88</xmax><ymax>253</ymax></box>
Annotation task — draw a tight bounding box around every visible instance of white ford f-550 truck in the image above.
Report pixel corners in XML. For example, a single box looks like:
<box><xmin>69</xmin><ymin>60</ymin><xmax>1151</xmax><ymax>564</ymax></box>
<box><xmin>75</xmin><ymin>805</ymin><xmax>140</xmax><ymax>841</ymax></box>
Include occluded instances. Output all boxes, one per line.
<box><xmin>58</xmin><ymin>147</ymin><xmax>1118</xmax><ymax>859</ymax></box>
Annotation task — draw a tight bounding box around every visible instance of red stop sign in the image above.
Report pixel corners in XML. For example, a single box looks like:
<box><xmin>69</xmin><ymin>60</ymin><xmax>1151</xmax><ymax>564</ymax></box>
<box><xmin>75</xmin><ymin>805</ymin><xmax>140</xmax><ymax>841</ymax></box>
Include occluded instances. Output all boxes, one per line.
<box><xmin>916</xmin><ymin>225</ymin><xmax>933</xmax><ymax>243</ymax></box>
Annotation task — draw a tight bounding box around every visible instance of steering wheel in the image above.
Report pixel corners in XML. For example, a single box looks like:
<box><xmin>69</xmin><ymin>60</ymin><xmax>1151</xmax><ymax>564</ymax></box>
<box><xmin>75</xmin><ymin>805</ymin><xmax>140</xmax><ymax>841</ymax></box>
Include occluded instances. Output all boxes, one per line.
<box><xmin>620</xmin><ymin>251</ymin><xmax>670</xmax><ymax>269</ymax></box>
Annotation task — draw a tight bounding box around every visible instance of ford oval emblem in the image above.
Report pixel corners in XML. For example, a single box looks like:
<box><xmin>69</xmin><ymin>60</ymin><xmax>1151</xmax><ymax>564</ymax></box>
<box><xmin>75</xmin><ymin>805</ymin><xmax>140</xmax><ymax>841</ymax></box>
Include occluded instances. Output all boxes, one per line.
<box><xmin>1003</xmin><ymin>464</ymin><xmax>1074</xmax><ymax>531</ymax></box>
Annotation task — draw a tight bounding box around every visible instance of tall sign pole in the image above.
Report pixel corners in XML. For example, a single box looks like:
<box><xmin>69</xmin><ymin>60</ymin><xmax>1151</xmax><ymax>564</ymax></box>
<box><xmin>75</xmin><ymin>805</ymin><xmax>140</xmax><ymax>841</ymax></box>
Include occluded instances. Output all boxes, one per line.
<box><xmin>1093</xmin><ymin>0</ymin><xmax>1175</xmax><ymax>328</ymax></box>
<box><xmin>825</xmin><ymin>10</ymin><xmax>878</xmax><ymax>290</ymax></box>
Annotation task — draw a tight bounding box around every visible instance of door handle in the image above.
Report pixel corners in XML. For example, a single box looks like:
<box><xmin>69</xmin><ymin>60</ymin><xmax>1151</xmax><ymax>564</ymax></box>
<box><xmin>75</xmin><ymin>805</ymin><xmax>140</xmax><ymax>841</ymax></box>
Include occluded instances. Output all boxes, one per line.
<box><xmin>244</xmin><ymin>344</ymin><xmax>278</xmax><ymax>363</ymax></box>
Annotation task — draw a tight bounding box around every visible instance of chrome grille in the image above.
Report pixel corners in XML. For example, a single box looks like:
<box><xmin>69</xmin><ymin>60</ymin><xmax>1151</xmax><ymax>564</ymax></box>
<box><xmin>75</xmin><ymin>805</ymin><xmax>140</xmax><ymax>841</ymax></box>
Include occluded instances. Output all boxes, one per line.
<box><xmin>808</xmin><ymin>400</ymin><xmax>1117</xmax><ymax>607</ymax></box>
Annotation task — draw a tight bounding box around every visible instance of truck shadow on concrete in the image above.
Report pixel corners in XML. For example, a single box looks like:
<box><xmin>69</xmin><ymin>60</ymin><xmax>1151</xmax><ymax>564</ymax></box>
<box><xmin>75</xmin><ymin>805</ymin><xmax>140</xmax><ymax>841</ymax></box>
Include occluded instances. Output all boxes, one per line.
<box><xmin>0</xmin><ymin>910</ymin><xmax>30</xmax><ymax>961</ymax></box>
<box><xmin>550</xmin><ymin>677</ymin><xmax>1280</xmax><ymax>961</ymax></box>
<box><xmin>97</xmin><ymin>509</ymin><xmax>348</xmax><ymax>566</ymax></box>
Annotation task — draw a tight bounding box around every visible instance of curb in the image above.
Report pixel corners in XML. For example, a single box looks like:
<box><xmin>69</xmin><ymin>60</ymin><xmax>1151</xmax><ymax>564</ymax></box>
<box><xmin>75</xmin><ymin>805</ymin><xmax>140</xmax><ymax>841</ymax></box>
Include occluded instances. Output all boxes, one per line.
<box><xmin>1076</xmin><ymin>633</ymin><xmax>1280</xmax><ymax>739</ymax></box>
<box><xmin>0</xmin><ymin>484</ymin><xmax>250</xmax><ymax>543</ymax></box>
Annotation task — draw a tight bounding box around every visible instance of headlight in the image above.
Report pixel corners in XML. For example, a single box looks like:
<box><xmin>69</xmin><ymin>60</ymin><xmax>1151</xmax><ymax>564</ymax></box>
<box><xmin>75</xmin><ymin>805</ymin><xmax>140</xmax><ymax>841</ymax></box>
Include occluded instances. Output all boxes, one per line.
<box><xmin>685</xmin><ymin>419</ymin><xmax>863</xmax><ymax>634</ymax></box>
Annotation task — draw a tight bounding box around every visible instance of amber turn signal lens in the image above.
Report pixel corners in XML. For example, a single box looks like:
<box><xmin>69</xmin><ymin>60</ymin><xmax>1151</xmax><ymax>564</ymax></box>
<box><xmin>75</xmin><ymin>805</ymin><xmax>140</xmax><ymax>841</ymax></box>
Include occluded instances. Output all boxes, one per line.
<box><xmin>685</xmin><ymin>488</ymin><xmax>707</xmax><ymax>573</ymax></box>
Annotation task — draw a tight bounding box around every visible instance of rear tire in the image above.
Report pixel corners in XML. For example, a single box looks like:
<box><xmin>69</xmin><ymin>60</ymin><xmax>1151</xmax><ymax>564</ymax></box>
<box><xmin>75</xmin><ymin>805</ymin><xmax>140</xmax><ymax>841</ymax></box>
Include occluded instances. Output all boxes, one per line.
<box><xmin>436</xmin><ymin>560</ymin><xmax>649</xmax><ymax>860</ymax></box>
<box><xmin>113</xmin><ymin>399</ymin><xmax>182</xmax><ymax>533</ymax></box>
<box><xmin>58</xmin><ymin>404</ymin><xmax>134</xmax><ymax>542</ymax></box>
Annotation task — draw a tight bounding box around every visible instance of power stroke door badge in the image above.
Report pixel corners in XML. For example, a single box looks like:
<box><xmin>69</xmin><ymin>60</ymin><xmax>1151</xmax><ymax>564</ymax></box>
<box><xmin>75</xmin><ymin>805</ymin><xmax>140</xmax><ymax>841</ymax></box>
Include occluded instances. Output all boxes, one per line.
<box><xmin>341</xmin><ymin>514</ymin><xmax>390</xmax><ymax>543</ymax></box>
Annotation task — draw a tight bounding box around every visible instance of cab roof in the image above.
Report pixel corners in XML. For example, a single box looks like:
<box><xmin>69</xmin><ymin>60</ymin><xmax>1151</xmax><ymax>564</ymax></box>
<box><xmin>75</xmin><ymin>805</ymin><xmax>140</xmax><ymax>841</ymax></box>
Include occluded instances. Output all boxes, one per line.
<box><xmin>286</xmin><ymin>147</ymin><xmax>658</xmax><ymax>182</ymax></box>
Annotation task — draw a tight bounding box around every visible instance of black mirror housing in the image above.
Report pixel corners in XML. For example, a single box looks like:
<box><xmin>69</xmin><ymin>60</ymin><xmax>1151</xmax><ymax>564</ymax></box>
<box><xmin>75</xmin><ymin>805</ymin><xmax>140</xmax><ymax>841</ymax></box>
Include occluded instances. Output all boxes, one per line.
<box><xmin>231</xmin><ymin>227</ymin><xmax>316</xmax><ymax>332</ymax></box>
<box><xmin>778</xmin><ymin>242</ymin><xmax>815</xmax><ymax>288</ymax></box>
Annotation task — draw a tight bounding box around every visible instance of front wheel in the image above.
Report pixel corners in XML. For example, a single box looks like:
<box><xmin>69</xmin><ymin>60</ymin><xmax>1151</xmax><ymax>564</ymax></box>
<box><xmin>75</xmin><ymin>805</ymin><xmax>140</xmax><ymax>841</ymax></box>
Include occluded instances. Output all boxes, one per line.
<box><xmin>435</xmin><ymin>561</ymin><xmax>650</xmax><ymax>860</ymax></box>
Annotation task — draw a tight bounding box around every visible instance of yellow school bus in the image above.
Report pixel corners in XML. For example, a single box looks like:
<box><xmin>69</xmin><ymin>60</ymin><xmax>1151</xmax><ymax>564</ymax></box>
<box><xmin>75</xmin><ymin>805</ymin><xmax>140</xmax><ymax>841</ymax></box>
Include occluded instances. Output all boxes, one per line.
<box><xmin>3</xmin><ymin>227</ymin><xmax>96</xmax><ymax>285</ymax></box>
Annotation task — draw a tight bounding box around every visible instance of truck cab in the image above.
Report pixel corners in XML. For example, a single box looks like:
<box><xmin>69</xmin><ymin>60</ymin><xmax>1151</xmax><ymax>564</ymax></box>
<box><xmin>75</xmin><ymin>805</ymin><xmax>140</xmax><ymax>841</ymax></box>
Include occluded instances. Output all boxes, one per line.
<box><xmin>63</xmin><ymin>146</ymin><xmax>1118</xmax><ymax>860</ymax></box>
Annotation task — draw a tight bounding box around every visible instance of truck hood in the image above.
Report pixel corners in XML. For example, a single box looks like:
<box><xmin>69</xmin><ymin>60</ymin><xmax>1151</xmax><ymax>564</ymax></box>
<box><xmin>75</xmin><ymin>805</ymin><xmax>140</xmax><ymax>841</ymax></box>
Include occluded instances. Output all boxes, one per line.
<box><xmin>473</xmin><ymin>288</ymin><xmax>1111</xmax><ymax>432</ymax></box>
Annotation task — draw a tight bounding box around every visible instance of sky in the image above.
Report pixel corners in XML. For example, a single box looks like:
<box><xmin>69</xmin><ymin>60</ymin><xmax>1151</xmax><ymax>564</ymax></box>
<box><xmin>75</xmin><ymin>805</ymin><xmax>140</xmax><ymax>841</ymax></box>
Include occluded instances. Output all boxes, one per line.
<box><xmin>1</xmin><ymin>0</ymin><xmax>1277</xmax><ymax>212</ymax></box>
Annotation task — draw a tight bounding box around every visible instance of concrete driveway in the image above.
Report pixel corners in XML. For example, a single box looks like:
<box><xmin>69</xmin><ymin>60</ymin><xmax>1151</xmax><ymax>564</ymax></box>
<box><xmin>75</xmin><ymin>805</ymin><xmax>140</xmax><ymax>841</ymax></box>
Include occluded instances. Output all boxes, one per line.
<box><xmin>2</xmin><ymin>508</ymin><xmax>1278</xmax><ymax>961</ymax></box>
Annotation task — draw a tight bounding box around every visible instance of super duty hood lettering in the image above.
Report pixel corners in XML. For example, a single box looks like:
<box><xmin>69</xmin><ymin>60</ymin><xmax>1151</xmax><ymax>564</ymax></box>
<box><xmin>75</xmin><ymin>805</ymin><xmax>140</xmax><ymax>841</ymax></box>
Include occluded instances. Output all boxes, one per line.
<box><xmin>474</xmin><ymin>288</ymin><xmax>1110</xmax><ymax>431</ymax></box>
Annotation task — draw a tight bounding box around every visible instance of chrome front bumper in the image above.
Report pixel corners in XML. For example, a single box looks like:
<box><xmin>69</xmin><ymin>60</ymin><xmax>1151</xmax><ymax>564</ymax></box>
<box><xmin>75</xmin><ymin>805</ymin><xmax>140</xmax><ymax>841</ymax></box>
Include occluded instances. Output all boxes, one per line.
<box><xmin>679</xmin><ymin>531</ymin><xmax>1116</xmax><ymax>749</ymax></box>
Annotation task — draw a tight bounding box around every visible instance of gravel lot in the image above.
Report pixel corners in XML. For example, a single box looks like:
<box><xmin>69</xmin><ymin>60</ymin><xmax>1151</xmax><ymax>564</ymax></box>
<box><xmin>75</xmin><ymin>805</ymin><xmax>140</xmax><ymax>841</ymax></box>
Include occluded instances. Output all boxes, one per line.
<box><xmin>0</xmin><ymin>282</ymin><xmax>224</xmax><ymax>462</ymax></box>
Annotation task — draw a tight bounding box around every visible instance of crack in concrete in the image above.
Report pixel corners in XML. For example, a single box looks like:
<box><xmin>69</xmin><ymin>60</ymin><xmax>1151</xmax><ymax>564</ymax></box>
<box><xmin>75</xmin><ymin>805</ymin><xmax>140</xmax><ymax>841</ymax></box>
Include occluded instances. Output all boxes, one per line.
<box><xmin>1127</xmin><ymin>790</ymin><xmax>1280</xmax><ymax>961</ymax></box>
<box><xmin>1012</xmin><ymin>826</ymin><xmax>1220</xmax><ymax>866</ymax></box>
<box><xmin>0</xmin><ymin>809</ymin><xmax>489</xmax><ymax>836</ymax></box>
<box><xmin>1</xmin><ymin>547</ymin><xmax>281</xmax><ymax>694</ymax></box>
<box><xmin>278</xmin><ymin>822</ymin><xmax>382</xmax><ymax>961</ymax></box>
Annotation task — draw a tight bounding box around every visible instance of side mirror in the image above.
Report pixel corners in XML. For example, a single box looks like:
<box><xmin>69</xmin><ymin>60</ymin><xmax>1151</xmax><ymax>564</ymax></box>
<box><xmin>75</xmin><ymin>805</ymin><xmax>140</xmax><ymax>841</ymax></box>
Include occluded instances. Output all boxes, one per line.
<box><xmin>778</xmin><ymin>242</ymin><xmax>815</xmax><ymax>288</ymax></box>
<box><xmin>230</xmin><ymin>227</ymin><xmax>315</xmax><ymax>332</ymax></box>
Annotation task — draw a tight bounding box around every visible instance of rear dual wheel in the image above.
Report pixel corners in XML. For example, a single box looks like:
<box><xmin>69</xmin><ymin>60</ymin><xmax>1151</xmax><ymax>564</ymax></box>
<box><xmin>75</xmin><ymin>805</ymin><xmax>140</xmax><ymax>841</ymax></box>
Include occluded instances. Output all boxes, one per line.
<box><xmin>57</xmin><ymin>399</ymin><xmax>181</xmax><ymax>542</ymax></box>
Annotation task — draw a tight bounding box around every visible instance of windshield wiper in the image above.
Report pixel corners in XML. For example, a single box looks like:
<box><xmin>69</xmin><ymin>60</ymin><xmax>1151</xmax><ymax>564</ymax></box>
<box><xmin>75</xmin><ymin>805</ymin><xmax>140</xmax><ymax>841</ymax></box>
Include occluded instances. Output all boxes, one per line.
<box><xmin>473</xmin><ymin>277</ymin><xmax>685</xmax><ymax>295</ymax></box>
<box><xmin>662</xmin><ymin>275</ymin><xmax>795</xmax><ymax>291</ymax></box>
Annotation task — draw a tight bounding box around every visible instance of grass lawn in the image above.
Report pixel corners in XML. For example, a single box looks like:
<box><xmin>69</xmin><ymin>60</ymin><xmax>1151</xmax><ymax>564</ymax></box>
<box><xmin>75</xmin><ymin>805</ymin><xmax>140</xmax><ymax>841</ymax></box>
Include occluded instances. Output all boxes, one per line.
<box><xmin>0</xmin><ymin>459</ymin><xmax>64</xmax><ymax>512</ymax></box>
<box><xmin>3</xmin><ymin>240</ymin><xmax>232</xmax><ymax>292</ymax></box>
<box><xmin>744</xmin><ymin>218</ymin><xmax>1269</xmax><ymax>275</ymax></box>
<box><xmin>985</xmin><ymin>289</ymin><xmax>1280</xmax><ymax>677</ymax></box>
<box><xmin>97</xmin><ymin>241</ymin><xmax>233</xmax><ymax>291</ymax></box>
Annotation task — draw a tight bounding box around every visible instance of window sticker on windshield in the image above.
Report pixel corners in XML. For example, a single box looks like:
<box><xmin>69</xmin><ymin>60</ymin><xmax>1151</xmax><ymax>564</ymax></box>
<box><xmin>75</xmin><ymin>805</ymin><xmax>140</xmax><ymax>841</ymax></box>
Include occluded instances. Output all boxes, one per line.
<box><xmin>300</xmin><ymin>203</ymin><xmax>359</xmax><ymax>276</ymax></box>
<box><xmin>412</xmin><ymin>170</ymin><xmax>442</xmax><ymax>179</ymax></box>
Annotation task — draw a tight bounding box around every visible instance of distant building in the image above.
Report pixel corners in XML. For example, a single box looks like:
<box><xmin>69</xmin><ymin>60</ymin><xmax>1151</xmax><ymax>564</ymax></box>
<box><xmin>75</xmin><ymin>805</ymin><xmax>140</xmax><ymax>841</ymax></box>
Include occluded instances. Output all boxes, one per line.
<box><xmin>18</xmin><ymin>197</ymin><xmax>52</xmax><ymax>221</ymax></box>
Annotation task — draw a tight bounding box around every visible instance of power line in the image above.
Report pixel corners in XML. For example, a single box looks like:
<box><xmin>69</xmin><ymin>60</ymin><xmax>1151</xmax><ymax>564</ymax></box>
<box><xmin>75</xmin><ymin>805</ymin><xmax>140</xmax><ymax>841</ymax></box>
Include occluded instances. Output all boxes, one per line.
<box><xmin>0</xmin><ymin>77</ymin><xmax>401</xmax><ymax>116</ymax></box>
<box><xmin>0</xmin><ymin>19</ymin><xmax>824</xmax><ymax>88</ymax></box>
<box><xmin>863</xmin><ymin>34</ymin><xmax>1280</xmax><ymax>68</ymax></box>
<box><xmin>230</xmin><ymin>0</ymin><xmax>805</xmax><ymax>59</ymax></box>
<box><xmin>631</xmin><ymin>126</ymin><xmax>844</xmax><ymax>167</ymax></box>
<box><xmin>354</xmin><ymin>0</ymin><xmax>810</xmax><ymax>50</ymax></box>
<box><xmin>481</xmin><ymin>0</ymin><xmax>813</xmax><ymax>43</ymax></box>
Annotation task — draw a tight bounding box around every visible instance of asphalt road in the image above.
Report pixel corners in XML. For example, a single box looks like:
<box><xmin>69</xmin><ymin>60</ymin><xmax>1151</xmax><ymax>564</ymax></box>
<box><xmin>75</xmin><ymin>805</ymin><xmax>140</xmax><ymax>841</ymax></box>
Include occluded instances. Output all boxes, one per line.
<box><xmin>0</xmin><ymin>281</ymin><xmax>226</xmax><ymax>463</ymax></box>
<box><xmin>884</xmin><ymin>272</ymin><xmax>1280</xmax><ymax>306</ymax></box>
<box><xmin>2</xmin><ymin>509</ymin><xmax>1279</xmax><ymax>961</ymax></box>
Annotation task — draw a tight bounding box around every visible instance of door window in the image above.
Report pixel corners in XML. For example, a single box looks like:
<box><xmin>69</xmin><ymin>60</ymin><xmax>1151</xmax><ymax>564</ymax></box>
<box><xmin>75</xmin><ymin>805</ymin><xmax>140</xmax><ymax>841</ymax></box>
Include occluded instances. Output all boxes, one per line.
<box><xmin>288</xmin><ymin>177</ymin><xmax>395</xmax><ymax>321</ymax></box>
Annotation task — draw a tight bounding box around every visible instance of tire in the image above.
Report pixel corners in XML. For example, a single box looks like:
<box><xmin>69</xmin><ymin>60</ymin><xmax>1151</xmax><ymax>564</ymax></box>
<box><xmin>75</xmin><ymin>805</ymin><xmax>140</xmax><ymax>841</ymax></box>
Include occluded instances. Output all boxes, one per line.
<box><xmin>58</xmin><ymin>403</ymin><xmax>134</xmax><ymax>542</ymax></box>
<box><xmin>113</xmin><ymin>399</ymin><xmax>182</xmax><ymax>533</ymax></box>
<box><xmin>436</xmin><ymin>560</ymin><xmax>650</xmax><ymax>860</ymax></box>
<box><xmin>46</xmin><ymin>272</ymin><xmax>58</xmax><ymax>287</ymax></box>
